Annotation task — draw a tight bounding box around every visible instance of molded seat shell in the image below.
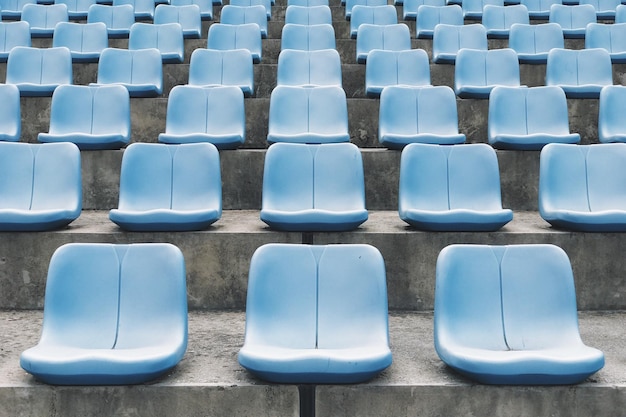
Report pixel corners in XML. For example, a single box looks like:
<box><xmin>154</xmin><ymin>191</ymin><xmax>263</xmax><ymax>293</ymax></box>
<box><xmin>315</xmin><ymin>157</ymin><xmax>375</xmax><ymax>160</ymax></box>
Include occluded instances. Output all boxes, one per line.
<box><xmin>345</xmin><ymin>0</ymin><xmax>386</xmax><ymax>19</ymax></box>
<box><xmin>549</xmin><ymin>4</ymin><xmax>596</xmax><ymax>38</ymax></box>
<box><xmin>6</xmin><ymin>46</ymin><xmax>72</xmax><ymax>96</ymax></box>
<box><xmin>112</xmin><ymin>0</ymin><xmax>154</xmax><ymax>20</ymax></box>
<box><xmin>154</xmin><ymin>4</ymin><xmax>202</xmax><ymax>38</ymax></box>
<box><xmin>0</xmin><ymin>21</ymin><xmax>30</xmax><ymax>62</ymax></box>
<box><xmin>52</xmin><ymin>21</ymin><xmax>108</xmax><ymax>62</ymax></box>
<box><xmin>454</xmin><ymin>48</ymin><xmax>521</xmax><ymax>99</ymax></box>
<box><xmin>399</xmin><ymin>143</ymin><xmax>512</xmax><ymax>231</ymax></box>
<box><xmin>580</xmin><ymin>0</ymin><xmax>620</xmax><ymax>18</ymax></box>
<box><xmin>403</xmin><ymin>0</ymin><xmax>446</xmax><ymax>21</ymax></box>
<box><xmin>87</xmin><ymin>4</ymin><xmax>135</xmax><ymax>38</ymax></box>
<box><xmin>509</xmin><ymin>22</ymin><xmax>564</xmax><ymax>63</ymax></box>
<box><xmin>280</xmin><ymin>23</ymin><xmax>335</xmax><ymax>51</ymax></box>
<box><xmin>521</xmin><ymin>0</ymin><xmax>560</xmax><ymax>19</ymax></box>
<box><xmin>93</xmin><ymin>47</ymin><xmax>163</xmax><ymax>97</ymax></box>
<box><xmin>0</xmin><ymin>84</ymin><xmax>21</xmax><ymax>141</ymax></box>
<box><xmin>188</xmin><ymin>48</ymin><xmax>254</xmax><ymax>96</ymax></box>
<box><xmin>432</xmin><ymin>24</ymin><xmax>487</xmax><ymax>64</ymax></box>
<box><xmin>415</xmin><ymin>5</ymin><xmax>463</xmax><ymax>39</ymax></box>
<box><xmin>21</xmin><ymin>3</ymin><xmax>68</xmax><ymax>37</ymax></box>
<box><xmin>482</xmin><ymin>4</ymin><xmax>529</xmax><ymax>38</ymax></box>
<box><xmin>599</xmin><ymin>85</ymin><xmax>626</xmax><ymax>143</ymax></box>
<box><xmin>355</xmin><ymin>23</ymin><xmax>411</xmax><ymax>64</ymax></box>
<box><xmin>55</xmin><ymin>0</ymin><xmax>96</xmax><ymax>19</ymax></box>
<box><xmin>585</xmin><ymin>23</ymin><xmax>626</xmax><ymax>63</ymax></box>
<box><xmin>170</xmin><ymin>0</ymin><xmax>213</xmax><ymax>20</ymax></box>
<box><xmin>284</xmin><ymin>5</ymin><xmax>332</xmax><ymax>25</ymax></box>
<box><xmin>1</xmin><ymin>0</ymin><xmax>36</xmax><ymax>19</ymax></box>
<box><xmin>366</xmin><ymin>49</ymin><xmax>430</xmax><ymax>97</ymax></box>
<box><xmin>462</xmin><ymin>0</ymin><xmax>503</xmax><ymax>19</ymax></box>
<box><xmin>109</xmin><ymin>143</ymin><xmax>222</xmax><ymax>231</ymax></box>
<box><xmin>239</xmin><ymin>243</ymin><xmax>391</xmax><ymax>383</ymax></box>
<box><xmin>350</xmin><ymin>5</ymin><xmax>397</xmax><ymax>38</ymax></box>
<box><xmin>20</xmin><ymin>242</ymin><xmax>188</xmax><ymax>384</ymax></box>
<box><xmin>435</xmin><ymin>244</ymin><xmax>605</xmax><ymax>384</ymax></box>
<box><xmin>545</xmin><ymin>48</ymin><xmax>612</xmax><ymax>98</ymax></box>
<box><xmin>0</xmin><ymin>142</ymin><xmax>81</xmax><ymax>231</ymax></box>
<box><xmin>129</xmin><ymin>22</ymin><xmax>184</xmax><ymax>63</ymax></box>
<box><xmin>277</xmin><ymin>48</ymin><xmax>342</xmax><ymax>87</ymax></box>
<box><xmin>220</xmin><ymin>5</ymin><xmax>268</xmax><ymax>38</ymax></box>
<box><xmin>207</xmin><ymin>23</ymin><xmax>262</xmax><ymax>63</ymax></box>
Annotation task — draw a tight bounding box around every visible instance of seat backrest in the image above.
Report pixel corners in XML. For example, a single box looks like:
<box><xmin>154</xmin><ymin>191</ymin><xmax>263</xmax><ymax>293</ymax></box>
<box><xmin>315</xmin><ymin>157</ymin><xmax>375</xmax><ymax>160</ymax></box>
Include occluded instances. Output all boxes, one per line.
<box><xmin>455</xmin><ymin>48</ymin><xmax>520</xmax><ymax>88</ymax></box>
<box><xmin>404</xmin><ymin>0</ymin><xmax>447</xmax><ymax>19</ymax></box>
<box><xmin>87</xmin><ymin>4</ymin><xmax>135</xmax><ymax>31</ymax></box>
<box><xmin>0</xmin><ymin>84</ymin><xmax>20</xmax><ymax>141</ymax></box>
<box><xmin>280</xmin><ymin>23</ymin><xmax>335</xmax><ymax>50</ymax></box>
<box><xmin>599</xmin><ymin>85</ymin><xmax>626</xmax><ymax>142</ymax></box>
<box><xmin>521</xmin><ymin>0</ymin><xmax>560</xmax><ymax>13</ymax></box>
<box><xmin>509</xmin><ymin>23</ymin><xmax>564</xmax><ymax>54</ymax></box>
<box><xmin>207</xmin><ymin>23</ymin><xmax>262</xmax><ymax>57</ymax></box>
<box><xmin>53</xmin><ymin>21</ymin><xmax>108</xmax><ymax>54</ymax></box>
<box><xmin>415</xmin><ymin>5</ymin><xmax>463</xmax><ymax>35</ymax></box>
<box><xmin>6</xmin><ymin>46</ymin><xmax>72</xmax><ymax>85</ymax></box>
<box><xmin>580</xmin><ymin>0</ymin><xmax>620</xmax><ymax>12</ymax></box>
<box><xmin>153</xmin><ymin>4</ymin><xmax>201</xmax><ymax>34</ymax></box>
<box><xmin>56</xmin><ymin>0</ymin><xmax>96</xmax><ymax>15</ymax></box>
<box><xmin>546</xmin><ymin>48</ymin><xmax>613</xmax><ymax>86</ymax></box>
<box><xmin>549</xmin><ymin>4</ymin><xmax>596</xmax><ymax>29</ymax></box>
<box><xmin>230</xmin><ymin>0</ymin><xmax>271</xmax><ymax>17</ymax></box>
<box><xmin>97</xmin><ymin>47</ymin><xmax>162</xmax><ymax>85</ymax></box>
<box><xmin>350</xmin><ymin>5</ymin><xmax>397</xmax><ymax>36</ymax></box>
<box><xmin>277</xmin><ymin>49</ymin><xmax>342</xmax><ymax>86</ymax></box>
<box><xmin>345</xmin><ymin>0</ymin><xmax>387</xmax><ymax>17</ymax></box>
<box><xmin>220</xmin><ymin>5</ymin><xmax>266</xmax><ymax>34</ymax></box>
<box><xmin>617</xmin><ymin>3</ymin><xmax>626</xmax><ymax>22</ymax></box>
<box><xmin>21</xmin><ymin>3</ymin><xmax>68</xmax><ymax>29</ymax></box>
<box><xmin>586</xmin><ymin>22</ymin><xmax>626</xmax><ymax>53</ymax></box>
<box><xmin>285</xmin><ymin>5</ymin><xmax>332</xmax><ymax>24</ymax></box>
<box><xmin>482</xmin><ymin>4</ymin><xmax>529</xmax><ymax>31</ymax></box>
<box><xmin>1</xmin><ymin>0</ymin><xmax>36</xmax><ymax>14</ymax></box>
<box><xmin>356</xmin><ymin>23</ymin><xmax>411</xmax><ymax>56</ymax></box>
<box><xmin>433</xmin><ymin>23</ymin><xmax>488</xmax><ymax>56</ymax></box>
<box><xmin>0</xmin><ymin>21</ymin><xmax>31</xmax><ymax>55</ymax></box>
<box><xmin>129</xmin><ymin>22</ymin><xmax>183</xmax><ymax>56</ymax></box>
<box><xmin>366</xmin><ymin>49</ymin><xmax>430</xmax><ymax>89</ymax></box>
<box><xmin>189</xmin><ymin>48</ymin><xmax>253</xmax><ymax>88</ymax></box>
<box><xmin>462</xmin><ymin>0</ymin><xmax>503</xmax><ymax>16</ymax></box>
<box><xmin>170</xmin><ymin>0</ymin><xmax>213</xmax><ymax>18</ymax></box>
<box><xmin>112</xmin><ymin>0</ymin><xmax>154</xmax><ymax>17</ymax></box>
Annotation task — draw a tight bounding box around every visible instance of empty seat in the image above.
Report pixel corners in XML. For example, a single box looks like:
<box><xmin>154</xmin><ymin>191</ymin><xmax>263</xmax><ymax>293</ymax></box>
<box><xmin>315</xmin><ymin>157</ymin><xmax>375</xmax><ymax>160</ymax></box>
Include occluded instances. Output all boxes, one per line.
<box><xmin>549</xmin><ymin>4</ymin><xmax>596</xmax><ymax>38</ymax></box>
<box><xmin>432</xmin><ymin>24</ymin><xmax>487</xmax><ymax>64</ymax></box>
<box><xmin>402</xmin><ymin>0</ymin><xmax>446</xmax><ymax>20</ymax></box>
<box><xmin>38</xmin><ymin>85</ymin><xmax>130</xmax><ymax>150</ymax></box>
<box><xmin>0</xmin><ymin>142</ymin><xmax>80</xmax><ymax>231</ymax></box>
<box><xmin>52</xmin><ymin>21</ymin><xmax>108</xmax><ymax>62</ymax></box>
<box><xmin>92</xmin><ymin>48</ymin><xmax>163</xmax><ymax>97</ymax></box>
<box><xmin>55</xmin><ymin>0</ymin><xmax>96</xmax><ymax>19</ymax></box>
<box><xmin>207</xmin><ymin>23</ymin><xmax>262</xmax><ymax>63</ymax></box>
<box><xmin>435</xmin><ymin>243</ymin><xmax>605</xmax><ymax>384</ymax></box>
<box><xmin>188</xmin><ymin>48</ymin><xmax>254</xmax><ymax>96</ymax></box>
<box><xmin>21</xmin><ymin>3</ymin><xmax>68</xmax><ymax>37</ymax></box>
<box><xmin>520</xmin><ymin>0</ymin><xmax>560</xmax><ymax>19</ymax></box>
<box><xmin>482</xmin><ymin>4</ymin><xmax>529</xmax><ymax>38</ymax></box>
<box><xmin>109</xmin><ymin>143</ymin><xmax>222</xmax><ymax>231</ymax></box>
<box><xmin>6</xmin><ymin>46</ymin><xmax>72</xmax><ymax>96</ymax></box>
<box><xmin>415</xmin><ymin>5</ymin><xmax>463</xmax><ymax>39</ymax></box>
<box><xmin>220</xmin><ymin>5</ymin><xmax>268</xmax><ymax>38</ymax></box>
<box><xmin>356</xmin><ymin>23</ymin><xmax>411</xmax><ymax>64</ymax></box>
<box><xmin>0</xmin><ymin>21</ymin><xmax>31</xmax><ymax>62</ymax></box>
<box><xmin>230</xmin><ymin>0</ymin><xmax>271</xmax><ymax>19</ymax></box>
<box><xmin>379</xmin><ymin>86</ymin><xmax>466</xmax><ymax>148</ymax></box>
<box><xmin>462</xmin><ymin>0</ymin><xmax>503</xmax><ymax>19</ymax></box>
<box><xmin>350</xmin><ymin>5</ymin><xmax>397</xmax><ymax>38</ymax></box>
<box><xmin>599</xmin><ymin>85</ymin><xmax>626</xmax><ymax>143</ymax></box>
<box><xmin>87</xmin><ymin>4</ymin><xmax>135</xmax><ymax>38</ymax></box>
<box><xmin>488</xmin><ymin>86</ymin><xmax>580</xmax><ymax>150</ymax></box>
<box><xmin>0</xmin><ymin>84</ymin><xmax>21</xmax><ymax>142</ymax></box>
<box><xmin>585</xmin><ymin>23</ymin><xmax>626</xmax><ymax>63</ymax></box>
<box><xmin>158</xmin><ymin>85</ymin><xmax>245</xmax><ymax>149</ymax></box>
<box><xmin>284</xmin><ymin>5</ymin><xmax>332</xmax><ymax>24</ymax></box>
<box><xmin>280</xmin><ymin>23</ymin><xmax>335</xmax><ymax>51</ymax></box>
<box><xmin>129</xmin><ymin>22</ymin><xmax>184</xmax><ymax>63</ymax></box>
<box><xmin>345</xmin><ymin>0</ymin><xmax>386</xmax><ymax>19</ymax></box>
<box><xmin>112</xmin><ymin>0</ymin><xmax>154</xmax><ymax>20</ymax></box>
<box><xmin>509</xmin><ymin>22</ymin><xmax>564</xmax><ymax>64</ymax></box>
<box><xmin>260</xmin><ymin>143</ymin><xmax>368</xmax><ymax>231</ymax></box>
<box><xmin>170</xmin><ymin>0</ymin><xmax>213</xmax><ymax>20</ymax></box>
<box><xmin>277</xmin><ymin>49</ymin><xmax>342</xmax><ymax>87</ymax></box>
<box><xmin>154</xmin><ymin>4</ymin><xmax>202</xmax><ymax>38</ymax></box>
<box><xmin>20</xmin><ymin>242</ymin><xmax>187</xmax><ymax>384</ymax></box>
<box><xmin>580</xmin><ymin>0</ymin><xmax>620</xmax><ymax>18</ymax></box>
<box><xmin>267</xmin><ymin>85</ymin><xmax>350</xmax><ymax>144</ymax></box>
<box><xmin>546</xmin><ymin>48</ymin><xmax>612</xmax><ymax>98</ymax></box>
<box><xmin>239</xmin><ymin>243</ymin><xmax>391</xmax><ymax>382</ymax></box>
<box><xmin>1</xmin><ymin>0</ymin><xmax>36</xmax><ymax>19</ymax></box>
<box><xmin>454</xmin><ymin>48</ymin><xmax>521</xmax><ymax>99</ymax></box>
<box><xmin>399</xmin><ymin>143</ymin><xmax>511</xmax><ymax>231</ymax></box>
<box><xmin>365</xmin><ymin>49</ymin><xmax>430</xmax><ymax>97</ymax></box>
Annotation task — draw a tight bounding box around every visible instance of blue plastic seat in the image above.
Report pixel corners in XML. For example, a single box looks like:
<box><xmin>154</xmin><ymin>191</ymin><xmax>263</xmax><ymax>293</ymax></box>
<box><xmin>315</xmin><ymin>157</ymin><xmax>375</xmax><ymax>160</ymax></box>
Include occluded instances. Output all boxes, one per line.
<box><xmin>21</xmin><ymin>3</ymin><xmax>68</xmax><ymax>37</ymax></box>
<box><xmin>399</xmin><ymin>143</ymin><xmax>511</xmax><ymax>231</ymax></box>
<box><xmin>170</xmin><ymin>0</ymin><xmax>212</xmax><ymax>20</ymax></box>
<box><xmin>129</xmin><ymin>22</ymin><xmax>184</xmax><ymax>63</ymax></box>
<box><xmin>277</xmin><ymin>49</ymin><xmax>342</xmax><ymax>87</ymax></box>
<box><xmin>365</xmin><ymin>49</ymin><xmax>430</xmax><ymax>97</ymax></box>
<box><xmin>345</xmin><ymin>0</ymin><xmax>386</xmax><ymax>19</ymax></box>
<box><xmin>267</xmin><ymin>85</ymin><xmax>350</xmax><ymax>144</ymax></box>
<box><xmin>0</xmin><ymin>84</ymin><xmax>21</xmax><ymax>142</ymax></box>
<box><xmin>508</xmin><ymin>22</ymin><xmax>564</xmax><ymax>63</ymax></box>
<box><xmin>379</xmin><ymin>86</ymin><xmax>466</xmax><ymax>148</ymax></box>
<box><xmin>546</xmin><ymin>48</ymin><xmax>612</xmax><ymax>98</ymax></box>
<box><xmin>350</xmin><ymin>5</ymin><xmax>397</xmax><ymax>38</ymax></box>
<box><xmin>109</xmin><ymin>143</ymin><xmax>222</xmax><ymax>231</ymax></box>
<box><xmin>112</xmin><ymin>0</ymin><xmax>154</xmax><ymax>20</ymax></box>
<box><xmin>154</xmin><ymin>4</ymin><xmax>202</xmax><ymax>38</ymax></box>
<box><xmin>0</xmin><ymin>21</ymin><xmax>31</xmax><ymax>62</ymax></box>
<box><xmin>92</xmin><ymin>48</ymin><xmax>163</xmax><ymax>97</ymax></box>
<box><xmin>580</xmin><ymin>0</ymin><xmax>620</xmax><ymax>18</ymax></box>
<box><xmin>6</xmin><ymin>46</ymin><xmax>72</xmax><ymax>96</ymax></box>
<box><xmin>599</xmin><ymin>85</ymin><xmax>626</xmax><ymax>143</ymax></box>
<box><xmin>540</xmin><ymin>143</ymin><xmax>626</xmax><ymax>231</ymax></box>
<box><xmin>87</xmin><ymin>4</ymin><xmax>135</xmax><ymax>38</ymax></box>
<box><xmin>52</xmin><ymin>22</ymin><xmax>108</xmax><ymax>62</ymax></box>
<box><xmin>239</xmin><ymin>243</ymin><xmax>391</xmax><ymax>383</ymax></box>
<box><xmin>158</xmin><ymin>85</ymin><xmax>245</xmax><ymax>149</ymax></box>
<box><xmin>284</xmin><ymin>5</ymin><xmax>332</xmax><ymax>24</ymax></box>
<box><xmin>462</xmin><ymin>0</ymin><xmax>503</xmax><ymax>19</ymax></box>
<box><xmin>230</xmin><ymin>0</ymin><xmax>271</xmax><ymax>19</ymax></box>
<box><xmin>585</xmin><ymin>23</ymin><xmax>626</xmax><ymax>63</ymax></box>
<box><xmin>454</xmin><ymin>48</ymin><xmax>521</xmax><ymax>99</ymax></box>
<box><xmin>402</xmin><ymin>0</ymin><xmax>446</xmax><ymax>20</ymax></box>
<box><xmin>280</xmin><ymin>23</ymin><xmax>335</xmax><ymax>51</ymax></box>
<box><xmin>488</xmin><ymin>86</ymin><xmax>580</xmax><ymax>150</ymax></box>
<box><xmin>432</xmin><ymin>23</ymin><xmax>487</xmax><ymax>64</ymax></box>
<box><xmin>617</xmin><ymin>3</ymin><xmax>626</xmax><ymax>22</ymax></box>
<box><xmin>482</xmin><ymin>4</ymin><xmax>529</xmax><ymax>38</ymax></box>
<box><xmin>355</xmin><ymin>23</ymin><xmax>411</xmax><ymax>64</ymax></box>
<box><xmin>38</xmin><ymin>85</ymin><xmax>130</xmax><ymax>150</ymax></box>
<box><xmin>415</xmin><ymin>5</ymin><xmax>463</xmax><ymax>39</ymax></box>
<box><xmin>435</xmin><ymin>243</ymin><xmax>604</xmax><ymax>384</ymax></box>
<box><xmin>549</xmin><ymin>4</ymin><xmax>596</xmax><ymax>38</ymax></box>
<box><xmin>188</xmin><ymin>48</ymin><xmax>254</xmax><ymax>96</ymax></box>
<box><xmin>207</xmin><ymin>23</ymin><xmax>262</xmax><ymax>63</ymax></box>
<box><xmin>1</xmin><ymin>0</ymin><xmax>36</xmax><ymax>19</ymax></box>
<box><xmin>220</xmin><ymin>5</ymin><xmax>268</xmax><ymax>38</ymax></box>
<box><xmin>0</xmin><ymin>142</ymin><xmax>80</xmax><ymax>231</ymax></box>
<box><xmin>55</xmin><ymin>0</ymin><xmax>95</xmax><ymax>19</ymax></box>
<box><xmin>20</xmin><ymin>242</ymin><xmax>187</xmax><ymax>384</ymax></box>
<box><xmin>520</xmin><ymin>0</ymin><xmax>560</xmax><ymax>19</ymax></box>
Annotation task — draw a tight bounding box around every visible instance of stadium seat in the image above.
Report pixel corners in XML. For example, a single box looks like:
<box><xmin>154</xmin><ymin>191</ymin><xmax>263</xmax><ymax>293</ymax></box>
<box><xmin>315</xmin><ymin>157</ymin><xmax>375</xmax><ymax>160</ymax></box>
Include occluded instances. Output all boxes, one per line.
<box><xmin>170</xmin><ymin>0</ymin><xmax>213</xmax><ymax>20</ymax></box>
<box><xmin>112</xmin><ymin>0</ymin><xmax>154</xmax><ymax>20</ymax></box>
<box><xmin>0</xmin><ymin>21</ymin><xmax>31</xmax><ymax>62</ymax></box>
<box><xmin>402</xmin><ymin>0</ymin><xmax>446</xmax><ymax>20</ymax></box>
<box><xmin>508</xmin><ymin>22</ymin><xmax>564</xmax><ymax>64</ymax></box>
<box><xmin>220</xmin><ymin>5</ymin><xmax>268</xmax><ymax>38</ymax></box>
<box><xmin>434</xmin><ymin>243</ymin><xmax>605</xmax><ymax>384</ymax></box>
<box><xmin>355</xmin><ymin>23</ymin><xmax>411</xmax><ymax>64</ymax></box>
<box><xmin>462</xmin><ymin>0</ymin><xmax>503</xmax><ymax>19</ymax></box>
<box><xmin>277</xmin><ymin>48</ymin><xmax>342</xmax><ymax>87</ymax></box>
<box><xmin>432</xmin><ymin>23</ymin><xmax>487</xmax><ymax>64</ymax></box>
<box><xmin>0</xmin><ymin>84</ymin><xmax>21</xmax><ymax>142</ymax></box>
<box><xmin>21</xmin><ymin>3</ymin><xmax>68</xmax><ymax>37</ymax></box>
<box><xmin>55</xmin><ymin>0</ymin><xmax>95</xmax><ymax>19</ymax></box>
<box><xmin>230</xmin><ymin>0</ymin><xmax>271</xmax><ymax>19</ymax></box>
<box><xmin>482</xmin><ymin>4</ymin><xmax>529</xmax><ymax>38</ymax></box>
<box><xmin>280</xmin><ymin>23</ymin><xmax>335</xmax><ymax>51</ymax></box>
<box><xmin>1</xmin><ymin>0</ymin><xmax>36</xmax><ymax>19</ymax></box>
<box><xmin>154</xmin><ymin>4</ymin><xmax>202</xmax><ymax>38</ymax></box>
<box><xmin>350</xmin><ymin>5</ymin><xmax>397</xmax><ymax>38</ymax></box>
<box><xmin>378</xmin><ymin>86</ymin><xmax>466</xmax><ymax>148</ymax></box>
<box><xmin>549</xmin><ymin>4</ymin><xmax>596</xmax><ymax>38</ymax></box>
<box><xmin>599</xmin><ymin>85</ymin><xmax>626</xmax><ymax>143</ymax></box>
<box><xmin>20</xmin><ymin>242</ymin><xmax>188</xmax><ymax>384</ymax></box>
<box><xmin>129</xmin><ymin>22</ymin><xmax>184</xmax><ymax>63</ymax></box>
<box><xmin>454</xmin><ymin>48</ymin><xmax>521</xmax><ymax>99</ymax></box>
<box><xmin>109</xmin><ymin>143</ymin><xmax>222</xmax><ymax>231</ymax></box>
<box><xmin>284</xmin><ymin>5</ymin><xmax>332</xmax><ymax>24</ymax></box>
<box><xmin>488</xmin><ymin>86</ymin><xmax>580</xmax><ymax>150</ymax></box>
<box><xmin>546</xmin><ymin>48</ymin><xmax>612</xmax><ymax>98</ymax></box>
<box><xmin>188</xmin><ymin>48</ymin><xmax>254</xmax><ymax>96</ymax></box>
<box><xmin>365</xmin><ymin>49</ymin><xmax>430</xmax><ymax>97</ymax></box>
<box><xmin>207</xmin><ymin>23</ymin><xmax>262</xmax><ymax>63</ymax></box>
<box><xmin>414</xmin><ymin>5</ymin><xmax>462</xmax><ymax>39</ymax></box>
<box><xmin>92</xmin><ymin>48</ymin><xmax>163</xmax><ymax>97</ymax></box>
<box><xmin>399</xmin><ymin>143</ymin><xmax>512</xmax><ymax>231</ymax></box>
<box><xmin>239</xmin><ymin>243</ymin><xmax>391</xmax><ymax>383</ymax></box>
<box><xmin>520</xmin><ymin>0</ymin><xmax>560</xmax><ymax>19</ymax></box>
<box><xmin>267</xmin><ymin>85</ymin><xmax>350</xmax><ymax>144</ymax></box>
<box><xmin>6</xmin><ymin>46</ymin><xmax>72</xmax><ymax>96</ymax></box>
<box><xmin>158</xmin><ymin>85</ymin><xmax>245</xmax><ymax>149</ymax></box>
<box><xmin>539</xmin><ymin>143</ymin><xmax>626</xmax><ymax>231</ymax></box>
<box><xmin>580</xmin><ymin>0</ymin><xmax>620</xmax><ymax>19</ymax></box>
<box><xmin>585</xmin><ymin>23</ymin><xmax>626</xmax><ymax>63</ymax></box>
<box><xmin>0</xmin><ymin>142</ymin><xmax>81</xmax><ymax>231</ymax></box>
<box><xmin>38</xmin><ymin>85</ymin><xmax>130</xmax><ymax>150</ymax></box>
<box><xmin>345</xmin><ymin>0</ymin><xmax>386</xmax><ymax>19</ymax></box>
<box><xmin>52</xmin><ymin>21</ymin><xmax>108</xmax><ymax>62</ymax></box>
<box><xmin>87</xmin><ymin>4</ymin><xmax>135</xmax><ymax>38</ymax></box>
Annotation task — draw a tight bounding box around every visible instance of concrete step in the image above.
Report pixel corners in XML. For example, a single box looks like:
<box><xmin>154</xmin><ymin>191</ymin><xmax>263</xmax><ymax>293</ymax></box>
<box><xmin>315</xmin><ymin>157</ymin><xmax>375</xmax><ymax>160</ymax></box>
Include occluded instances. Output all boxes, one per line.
<box><xmin>1</xmin><ymin>309</ymin><xmax>624</xmax><ymax>416</ymax></box>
